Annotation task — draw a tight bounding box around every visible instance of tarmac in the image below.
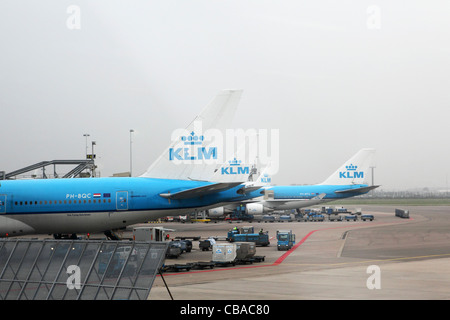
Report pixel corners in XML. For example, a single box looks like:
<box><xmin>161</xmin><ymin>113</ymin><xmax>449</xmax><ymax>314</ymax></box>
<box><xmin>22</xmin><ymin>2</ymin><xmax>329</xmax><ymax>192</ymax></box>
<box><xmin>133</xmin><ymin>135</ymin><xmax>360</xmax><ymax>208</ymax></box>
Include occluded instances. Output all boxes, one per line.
<box><xmin>141</xmin><ymin>205</ymin><xmax>450</xmax><ymax>300</ymax></box>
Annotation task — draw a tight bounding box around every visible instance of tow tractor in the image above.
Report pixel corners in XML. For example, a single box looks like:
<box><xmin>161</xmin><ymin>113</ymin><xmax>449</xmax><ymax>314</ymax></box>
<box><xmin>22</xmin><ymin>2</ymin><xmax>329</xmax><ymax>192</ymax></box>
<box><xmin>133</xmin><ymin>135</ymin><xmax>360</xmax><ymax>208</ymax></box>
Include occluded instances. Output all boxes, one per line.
<box><xmin>227</xmin><ymin>226</ymin><xmax>270</xmax><ymax>246</ymax></box>
<box><xmin>276</xmin><ymin>230</ymin><xmax>296</xmax><ymax>251</ymax></box>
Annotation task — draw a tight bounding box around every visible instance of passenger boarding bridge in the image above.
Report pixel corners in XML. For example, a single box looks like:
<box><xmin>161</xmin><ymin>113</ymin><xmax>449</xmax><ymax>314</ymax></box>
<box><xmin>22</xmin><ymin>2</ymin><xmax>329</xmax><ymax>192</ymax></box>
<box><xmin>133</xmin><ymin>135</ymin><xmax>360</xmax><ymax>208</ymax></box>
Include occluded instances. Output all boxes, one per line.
<box><xmin>0</xmin><ymin>159</ymin><xmax>96</xmax><ymax>180</ymax></box>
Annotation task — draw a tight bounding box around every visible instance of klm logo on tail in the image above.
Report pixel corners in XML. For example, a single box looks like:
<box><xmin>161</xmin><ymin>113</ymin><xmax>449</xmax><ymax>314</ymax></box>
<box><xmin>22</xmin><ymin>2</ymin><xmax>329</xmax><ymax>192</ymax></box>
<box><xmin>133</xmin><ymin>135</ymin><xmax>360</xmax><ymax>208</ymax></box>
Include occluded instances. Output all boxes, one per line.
<box><xmin>260</xmin><ymin>173</ymin><xmax>271</xmax><ymax>183</ymax></box>
<box><xmin>339</xmin><ymin>164</ymin><xmax>364</xmax><ymax>179</ymax></box>
<box><xmin>169</xmin><ymin>131</ymin><xmax>217</xmax><ymax>161</ymax></box>
<box><xmin>221</xmin><ymin>158</ymin><xmax>249</xmax><ymax>175</ymax></box>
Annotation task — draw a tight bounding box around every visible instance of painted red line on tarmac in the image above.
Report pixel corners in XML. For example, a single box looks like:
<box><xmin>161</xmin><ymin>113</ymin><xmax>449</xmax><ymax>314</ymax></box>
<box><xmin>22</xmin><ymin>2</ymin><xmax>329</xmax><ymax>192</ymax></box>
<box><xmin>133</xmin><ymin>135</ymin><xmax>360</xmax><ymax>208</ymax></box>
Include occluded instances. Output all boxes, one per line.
<box><xmin>160</xmin><ymin>220</ymin><xmax>408</xmax><ymax>276</ymax></box>
<box><xmin>160</xmin><ymin>228</ymin><xmax>323</xmax><ymax>276</ymax></box>
<box><xmin>271</xmin><ymin>221</ymin><xmax>405</xmax><ymax>265</ymax></box>
<box><xmin>272</xmin><ymin>229</ymin><xmax>318</xmax><ymax>265</ymax></box>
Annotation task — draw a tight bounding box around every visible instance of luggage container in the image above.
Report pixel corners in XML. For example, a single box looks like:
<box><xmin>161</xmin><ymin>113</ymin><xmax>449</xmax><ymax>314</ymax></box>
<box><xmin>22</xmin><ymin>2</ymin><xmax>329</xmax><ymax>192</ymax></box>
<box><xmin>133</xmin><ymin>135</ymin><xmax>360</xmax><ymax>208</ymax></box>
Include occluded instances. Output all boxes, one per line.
<box><xmin>199</xmin><ymin>239</ymin><xmax>213</xmax><ymax>251</ymax></box>
<box><xmin>279</xmin><ymin>215</ymin><xmax>292</xmax><ymax>222</ymax></box>
<box><xmin>212</xmin><ymin>243</ymin><xmax>237</xmax><ymax>266</ymax></box>
<box><xmin>235</xmin><ymin>242</ymin><xmax>256</xmax><ymax>260</ymax></box>
<box><xmin>395</xmin><ymin>209</ymin><xmax>410</xmax><ymax>219</ymax></box>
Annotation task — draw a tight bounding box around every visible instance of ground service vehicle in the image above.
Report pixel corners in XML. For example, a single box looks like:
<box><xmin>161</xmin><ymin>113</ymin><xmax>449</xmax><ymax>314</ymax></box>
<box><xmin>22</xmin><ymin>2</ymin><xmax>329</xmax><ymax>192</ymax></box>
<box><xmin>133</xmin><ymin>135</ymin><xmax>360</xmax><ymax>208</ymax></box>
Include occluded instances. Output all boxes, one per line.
<box><xmin>361</xmin><ymin>214</ymin><xmax>374</xmax><ymax>221</ymax></box>
<box><xmin>227</xmin><ymin>226</ymin><xmax>270</xmax><ymax>246</ymax></box>
<box><xmin>276</xmin><ymin>230</ymin><xmax>296</xmax><ymax>251</ymax></box>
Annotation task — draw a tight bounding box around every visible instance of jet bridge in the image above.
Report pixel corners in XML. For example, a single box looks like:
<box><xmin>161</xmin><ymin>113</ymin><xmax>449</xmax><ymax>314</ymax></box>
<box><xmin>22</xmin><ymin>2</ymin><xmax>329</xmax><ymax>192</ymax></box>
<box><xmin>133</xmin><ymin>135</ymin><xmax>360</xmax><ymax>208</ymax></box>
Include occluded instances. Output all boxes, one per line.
<box><xmin>0</xmin><ymin>239</ymin><xmax>168</xmax><ymax>300</ymax></box>
<box><xmin>1</xmin><ymin>160</ymin><xmax>96</xmax><ymax>179</ymax></box>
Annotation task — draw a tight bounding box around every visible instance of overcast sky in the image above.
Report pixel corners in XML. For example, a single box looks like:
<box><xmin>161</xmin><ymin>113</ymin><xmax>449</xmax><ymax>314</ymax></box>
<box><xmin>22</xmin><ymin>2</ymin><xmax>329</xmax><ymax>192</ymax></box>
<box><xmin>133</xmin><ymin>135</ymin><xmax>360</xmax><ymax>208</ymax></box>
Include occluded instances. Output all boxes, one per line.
<box><xmin>1</xmin><ymin>1</ymin><xmax>450</xmax><ymax>190</ymax></box>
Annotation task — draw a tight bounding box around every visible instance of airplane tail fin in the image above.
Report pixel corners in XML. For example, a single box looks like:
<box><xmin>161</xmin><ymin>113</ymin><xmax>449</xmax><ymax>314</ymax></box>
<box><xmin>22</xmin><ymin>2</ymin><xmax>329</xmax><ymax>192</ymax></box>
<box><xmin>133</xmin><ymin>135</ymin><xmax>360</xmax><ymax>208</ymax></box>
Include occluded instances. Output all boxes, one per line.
<box><xmin>252</xmin><ymin>161</ymin><xmax>273</xmax><ymax>187</ymax></box>
<box><xmin>210</xmin><ymin>133</ymin><xmax>258</xmax><ymax>184</ymax></box>
<box><xmin>140</xmin><ymin>90</ymin><xmax>243</xmax><ymax>181</ymax></box>
<box><xmin>319</xmin><ymin>148</ymin><xmax>375</xmax><ymax>185</ymax></box>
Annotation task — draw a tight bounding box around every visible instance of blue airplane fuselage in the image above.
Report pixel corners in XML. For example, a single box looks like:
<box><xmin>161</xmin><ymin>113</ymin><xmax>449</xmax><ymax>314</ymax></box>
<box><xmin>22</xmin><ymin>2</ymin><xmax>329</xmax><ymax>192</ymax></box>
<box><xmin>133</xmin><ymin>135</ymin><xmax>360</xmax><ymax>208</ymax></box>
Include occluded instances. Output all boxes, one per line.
<box><xmin>0</xmin><ymin>177</ymin><xmax>259</xmax><ymax>237</ymax></box>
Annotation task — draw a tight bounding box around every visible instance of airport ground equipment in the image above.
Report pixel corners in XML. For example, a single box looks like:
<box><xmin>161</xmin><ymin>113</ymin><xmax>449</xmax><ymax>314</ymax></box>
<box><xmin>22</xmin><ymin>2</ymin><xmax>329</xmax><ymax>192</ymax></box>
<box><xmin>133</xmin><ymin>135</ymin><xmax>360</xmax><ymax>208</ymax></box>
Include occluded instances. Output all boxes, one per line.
<box><xmin>133</xmin><ymin>226</ymin><xmax>166</xmax><ymax>241</ymax></box>
<box><xmin>262</xmin><ymin>215</ymin><xmax>275</xmax><ymax>223</ymax></box>
<box><xmin>335</xmin><ymin>207</ymin><xmax>351</xmax><ymax>213</ymax></box>
<box><xmin>395</xmin><ymin>208</ymin><xmax>410</xmax><ymax>219</ymax></box>
<box><xmin>181</xmin><ymin>239</ymin><xmax>192</xmax><ymax>252</ymax></box>
<box><xmin>190</xmin><ymin>261</ymin><xmax>216</xmax><ymax>270</ymax></box>
<box><xmin>161</xmin><ymin>264</ymin><xmax>192</xmax><ymax>272</ymax></box>
<box><xmin>199</xmin><ymin>239</ymin><xmax>213</xmax><ymax>251</ymax></box>
<box><xmin>276</xmin><ymin>230</ymin><xmax>296</xmax><ymax>251</ymax></box>
<box><xmin>170</xmin><ymin>240</ymin><xmax>188</xmax><ymax>253</ymax></box>
<box><xmin>345</xmin><ymin>215</ymin><xmax>358</xmax><ymax>221</ymax></box>
<box><xmin>235</xmin><ymin>242</ymin><xmax>256</xmax><ymax>263</ymax></box>
<box><xmin>361</xmin><ymin>214</ymin><xmax>374</xmax><ymax>221</ymax></box>
<box><xmin>212</xmin><ymin>243</ymin><xmax>237</xmax><ymax>266</ymax></box>
<box><xmin>294</xmin><ymin>211</ymin><xmax>307</xmax><ymax>222</ymax></box>
<box><xmin>228</xmin><ymin>205</ymin><xmax>254</xmax><ymax>222</ymax></box>
<box><xmin>279</xmin><ymin>215</ymin><xmax>292</xmax><ymax>222</ymax></box>
<box><xmin>328</xmin><ymin>214</ymin><xmax>343</xmax><ymax>222</ymax></box>
<box><xmin>321</xmin><ymin>207</ymin><xmax>334</xmax><ymax>215</ymax></box>
<box><xmin>166</xmin><ymin>242</ymin><xmax>182</xmax><ymax>258</ymax></box>
<box><xmin>310</xmin><ymin>214</ymin><xmax>325</xmax><ymax>222</ymax></box>
<box><xmin>227</xmin><ymin>226</ymin><xmax>270</xmax><ymax>246</ymax></box>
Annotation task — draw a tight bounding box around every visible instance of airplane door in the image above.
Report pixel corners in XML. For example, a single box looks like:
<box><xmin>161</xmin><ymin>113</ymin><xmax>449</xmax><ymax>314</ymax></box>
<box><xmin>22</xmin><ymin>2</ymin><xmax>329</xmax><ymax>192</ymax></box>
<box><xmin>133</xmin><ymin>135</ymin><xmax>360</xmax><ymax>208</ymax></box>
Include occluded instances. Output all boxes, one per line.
<box><xmin>0</xmin><ymin>195</ymin><xmax>6</xmax><ymax>214</ymax></box>
<box><xmin>116</xmin><ymin>191</ymin><xmax>128</xmax><ymax>210</ymax></box>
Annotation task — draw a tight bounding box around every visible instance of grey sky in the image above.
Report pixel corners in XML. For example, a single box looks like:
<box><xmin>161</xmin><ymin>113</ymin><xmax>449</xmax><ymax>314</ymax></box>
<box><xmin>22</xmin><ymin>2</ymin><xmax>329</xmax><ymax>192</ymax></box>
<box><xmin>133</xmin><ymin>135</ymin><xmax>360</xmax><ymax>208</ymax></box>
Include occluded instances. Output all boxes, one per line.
<box><xmin>1</xmin><ymin>1</ymin><xmax>449</xmax><ymax>190</ymax></box>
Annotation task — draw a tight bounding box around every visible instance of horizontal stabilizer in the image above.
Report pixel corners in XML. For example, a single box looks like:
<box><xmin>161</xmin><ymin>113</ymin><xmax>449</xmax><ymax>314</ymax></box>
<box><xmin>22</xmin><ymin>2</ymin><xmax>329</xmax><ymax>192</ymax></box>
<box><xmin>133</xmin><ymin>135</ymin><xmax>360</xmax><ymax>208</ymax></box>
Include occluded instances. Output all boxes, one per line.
<box><xmin>334</xmin><ymin>185</ymin><xmax>379</xmax><ymax>194</ymax></box>
<box><xmin>236</xmin><ymin>185</ymin><xmax>263</xmax><ymax>195</ymax></box>
<box><xmin>160</xmin><ymin>182</ymin><xmax>242</xmax><ymax>200</ymax></box>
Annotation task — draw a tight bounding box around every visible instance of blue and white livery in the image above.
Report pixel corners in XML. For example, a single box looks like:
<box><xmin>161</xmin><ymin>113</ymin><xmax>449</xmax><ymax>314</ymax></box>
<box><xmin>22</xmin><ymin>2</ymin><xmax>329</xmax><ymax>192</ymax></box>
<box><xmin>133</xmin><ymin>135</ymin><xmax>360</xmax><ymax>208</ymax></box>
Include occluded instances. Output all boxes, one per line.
<box><xmin>245</xmin><ymin>148</ymin><xmax>378</xmax><ymax>214</ymax></box>
<box><xmin>0</xmin><ymin>90</ymin><xmax>262</xmax><ymax>237</ymax></box>
<box><xmin>207</xmin><ymin>148</ymin><xmax>378</xmax><ymax>217</ymax></box>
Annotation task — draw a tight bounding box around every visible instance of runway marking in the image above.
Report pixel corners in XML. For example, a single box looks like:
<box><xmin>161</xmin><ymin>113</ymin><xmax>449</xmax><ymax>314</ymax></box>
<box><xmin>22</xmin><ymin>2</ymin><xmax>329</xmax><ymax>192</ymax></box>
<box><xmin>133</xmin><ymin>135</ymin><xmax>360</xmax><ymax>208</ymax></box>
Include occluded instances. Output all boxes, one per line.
<box><xmin>160</xmin><ymin>219</ymin><xmax>414</xmax><ymax>276</ymax></box>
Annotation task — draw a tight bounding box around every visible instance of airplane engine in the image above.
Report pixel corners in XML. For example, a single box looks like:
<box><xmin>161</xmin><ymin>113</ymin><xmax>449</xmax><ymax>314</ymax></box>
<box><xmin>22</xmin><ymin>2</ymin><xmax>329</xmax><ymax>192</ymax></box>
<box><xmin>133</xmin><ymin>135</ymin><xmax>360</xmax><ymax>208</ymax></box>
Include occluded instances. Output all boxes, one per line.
<box><xmin>245</xmin><ymin>203</ymin><xmax>267</xmax><ymax>215</ymax></box>
<box><xmin>207</xmin><ymin>207</ymin><xmax>225</xmax><ymax>218</ymax></box>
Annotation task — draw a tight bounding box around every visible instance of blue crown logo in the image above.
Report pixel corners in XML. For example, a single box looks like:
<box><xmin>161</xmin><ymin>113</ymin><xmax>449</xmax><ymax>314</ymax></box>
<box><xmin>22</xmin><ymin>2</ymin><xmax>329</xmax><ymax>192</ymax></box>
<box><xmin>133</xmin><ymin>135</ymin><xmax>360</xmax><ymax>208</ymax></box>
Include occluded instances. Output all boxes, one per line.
<box><xmin>228</xmin><ymin>158</ymin><xmax>242</xmax><ymax>166</ymax></box>
<box><xmin>346</xmin><ymin>164</ymin><xmax>357</xmax><ymax>171</ymax></box>
<box><xmin>181</xmin><ymin>131</ymin><xmax>204</xmax><ymax>145</ymax></box>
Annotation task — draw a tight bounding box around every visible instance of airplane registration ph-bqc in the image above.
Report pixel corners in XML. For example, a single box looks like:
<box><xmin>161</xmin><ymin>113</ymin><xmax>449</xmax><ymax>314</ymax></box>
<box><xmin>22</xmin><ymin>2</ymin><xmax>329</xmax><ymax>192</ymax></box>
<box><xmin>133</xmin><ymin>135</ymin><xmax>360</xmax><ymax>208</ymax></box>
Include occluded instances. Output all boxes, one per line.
<box><xmin>0</xmin><ymin>90</ymin><xmax>263</xmax><ymax>238</ymax></box>
<box><xmin>0</xmin><ymin>177</ymin><xmax>260</xmax><ymax>237</ymax></box>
